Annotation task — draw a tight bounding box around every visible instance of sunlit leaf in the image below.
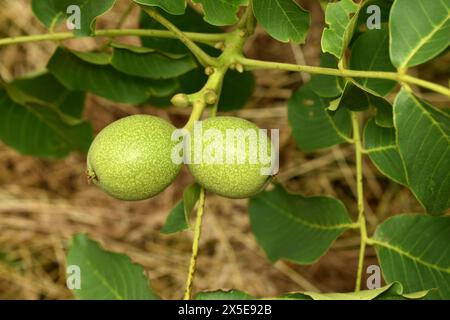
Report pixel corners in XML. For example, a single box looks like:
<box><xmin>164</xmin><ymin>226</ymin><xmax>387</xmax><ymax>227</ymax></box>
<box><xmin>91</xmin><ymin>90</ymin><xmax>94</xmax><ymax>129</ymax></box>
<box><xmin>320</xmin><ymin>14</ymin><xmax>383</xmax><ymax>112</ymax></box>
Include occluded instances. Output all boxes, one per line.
<box><xmin>390</xmin><ymin>0</ymin><xmax>450</xmax><ymax>68</ymax></box>
<box><xmin>373</xmin><ymin>214</ymin><xmax>450</xmax><ymax>299</ymax></box>
<box><xmin>253</xmin><ymin>0</ymin><xmax>310</xmax><ymax>43</ymax></box>
<box><xmin>394</xmin><ymin>89</ymin><xmax>450</xmax><ymax>214</ymax></box>
<box><xmin>321</xmin><ymin>0</ymin><xmax>360</xmax><ymax>59</ymax></box>
<box><xmin>192</xmin><ymin>0</ymin><xmax>248</xmax><ymax>26</ymax></box>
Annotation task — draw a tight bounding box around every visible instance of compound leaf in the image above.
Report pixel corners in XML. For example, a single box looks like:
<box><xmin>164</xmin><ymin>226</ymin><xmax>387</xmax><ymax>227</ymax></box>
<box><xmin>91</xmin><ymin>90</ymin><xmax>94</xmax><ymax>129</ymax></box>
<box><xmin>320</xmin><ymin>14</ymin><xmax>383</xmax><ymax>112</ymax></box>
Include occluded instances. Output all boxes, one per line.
<box><xmin>139</xmin><ymin>6</ymin><xmax>221</xmax><ymax>54</ymax></box>
<box><xmin>31</xmin><ymin>0</ymin><xmax>116</xmax><ymax>36</ymax></box>
<box><xmin>394</xmin><ymin>89</ymin><xmax>450</xmax><ymax>214</ymax></box>
<box><xmin>330</xmin><ymin>82</ymin><xmax>371</xmax><ymax>112</ymax></box>
<box><xmin>350</xmin><ymin>26</ymin><xmax>396</xmax><ymax>96</ymax></box>
<box><xmin>253</xmin><ymin>0</ymin><xmax>310</xmax><ymax>43</ymax></box>
<box><xmin>364</xmin><ymin>119</ymin><xmax>407</xmax><ymax>185</ymax></box>
<box><xmin>0</xmin><ymin>87</ymin><xmax>91</xmax><ymax>158</ymax></box>
<box><xmin>47</xmin><ymin>48</ymin><xmax>178</xmax><ymax>104</ymax></box>
<box><xmin>288</xmin><ymin>85</ymin><xmax>352</xmax><ymax>152</ymax></box>
<box><xmin>67</xmin><ymin>234</ymin><xmax>159</xmax><ymax>300</ymax></box>
<box><xmin>249</xmin><ymin>185</ymin><xmax>353</xmax><ymax>264</ymax></box>
<box><xmin>373</xmin><ymin>214</ymin><xmax>450</xmax><ymax>299</ymax></box>
<box><xmin>11</xmin><ymin>71</ymin><xmax>85</xmax><ymax>119</ymax></box>
<box><xmin>370</xmin><ymin>95</ymin><xmax>393</xmax><ymax>128</ymax></box>
<box><xmin>321</xmin><ymin>0</ymin><xmax>359</xmax><ymax>59</ymax></box>
<box><xmin>389</xmin><ymin>0</ymin><xmax>450</xmax><ymax>68</ymax></box>
<box><xmin>309</xmin><ymin>53</ymin><xmax>343</xmax><ymax>98</ymax></box>
<box><xmin>192</xmin><ymin>0</ymin><xmax>248</xmax><ymax>26</ymax></box>
<box><xmin>110</xmin><ymin>43</ymin><xmax>197</xmax><ymax>79</ymax></box>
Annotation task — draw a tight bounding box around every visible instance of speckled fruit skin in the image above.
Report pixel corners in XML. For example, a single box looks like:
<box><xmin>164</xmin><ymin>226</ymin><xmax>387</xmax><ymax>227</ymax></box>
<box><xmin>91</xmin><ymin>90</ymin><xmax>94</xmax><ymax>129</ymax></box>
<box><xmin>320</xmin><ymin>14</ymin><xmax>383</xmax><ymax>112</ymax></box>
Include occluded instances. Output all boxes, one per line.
<box><xmin>187</xmin><ymin>116</ymin><xmax>273</xmax><ymax>199</ymax></box>
<box><xmin>87</xmin><ymin>115</ymin><xmax>181</xmax><ymax>201</ymax></box>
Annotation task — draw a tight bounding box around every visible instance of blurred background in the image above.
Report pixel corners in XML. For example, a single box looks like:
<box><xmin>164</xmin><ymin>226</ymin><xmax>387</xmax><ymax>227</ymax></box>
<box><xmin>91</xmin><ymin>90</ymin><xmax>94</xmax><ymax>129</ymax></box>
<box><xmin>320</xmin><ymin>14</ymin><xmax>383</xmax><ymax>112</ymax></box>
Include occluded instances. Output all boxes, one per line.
<box><xmin>0</xmin><ymin>0</ymin><xmax>448</xmax><ymax>299</ymax></box>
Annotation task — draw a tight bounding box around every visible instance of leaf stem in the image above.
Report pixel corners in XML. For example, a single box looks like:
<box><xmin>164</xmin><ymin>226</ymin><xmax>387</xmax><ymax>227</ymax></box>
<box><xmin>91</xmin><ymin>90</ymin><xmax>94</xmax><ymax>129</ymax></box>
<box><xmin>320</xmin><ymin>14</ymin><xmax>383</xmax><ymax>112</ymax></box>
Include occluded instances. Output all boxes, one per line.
<box><xmin>0</xmin><ymin>29</ymin><xmax>227</xmax><ymax>47</ymax></box>
<box><xmin>352</xmin><ymin>112</ymin><xmax>368</xmax><ymax>292</ymax></box>
<box><xmin>236</xmin><ymin>57</ymin><xmax>450</xmax><ymax>98</ymax></box>
<box><xmin>141</xmin><ymin>7</ymin><xmax>216</xmax><ymax>66</ymax></box>
<box><xmin>183</xmin><ymin>187</ymin><xmax>206</xmax><ymax>300</ymax></box>
<box><xmin>1</xmin><ymin>30</ymin><xmax>448</xmax><ymax>97</ymax></box>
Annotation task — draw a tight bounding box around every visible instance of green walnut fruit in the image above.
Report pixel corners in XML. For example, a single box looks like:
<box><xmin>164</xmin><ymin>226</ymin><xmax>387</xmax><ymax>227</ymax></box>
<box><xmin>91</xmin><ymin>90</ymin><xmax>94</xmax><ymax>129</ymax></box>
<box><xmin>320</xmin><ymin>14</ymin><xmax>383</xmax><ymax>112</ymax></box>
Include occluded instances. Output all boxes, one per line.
<box><xmin>87</xmin><ymin>115</ymin><xmax>181</xmax><ymax>201</ymax></box>
<box><xmin>186</xmin><ymin>116</ymin><xmax>274</xmax><ymax>198</ymax></box>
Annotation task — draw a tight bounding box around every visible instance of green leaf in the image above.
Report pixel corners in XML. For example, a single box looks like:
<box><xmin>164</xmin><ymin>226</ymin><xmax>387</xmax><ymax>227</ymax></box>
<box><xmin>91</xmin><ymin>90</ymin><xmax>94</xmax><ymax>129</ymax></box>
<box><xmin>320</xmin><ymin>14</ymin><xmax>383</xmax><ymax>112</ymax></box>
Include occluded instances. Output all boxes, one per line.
<box><xmin>192</xmin><ymin>0</ymin><xmax>248</xmax><ymax>26</ymax></box>
<box><xmin>288</xmin><ymin>85</ymin><xmax>352</xmax><ymax>152</ymax></box>
<box><xmin>370</xmin><ymin>95</ymin><xmax>393</xmax><ymax>128</ymax></box>
<box><xmin>390</xmin><ymin>0</ymin><xmax>450</xmax><ymax>68</ymax></box>
<box><xmin>330</xmin><ymin>82</ymin><xmax>371</xmax><ymax>112</ymax></box>
<box><xmin>218</xmin><ymin>70</ymin><xmax>255</xmax><ymax>111</ymax></box>
<box><xmin>47</xmin><ymin>48</ymin><xmax>178</xmax><ymax>104</ymax></box>
<box><xmin>11</xmin><ymin>71</ymin><xmax>85</xmax><ymax>119</ymax></box>
<box><xmin>253</xmin><ymin>0</ymin><xmax>310</xmax><ymax>43</ymax></box>
<box><xmin>309</xmin><ymin>53</ymin><xmax>343</xmax><ymax>98</ymax></box>
<box><xmin>394</xmin><ymin>89</ymin><xmax>450</xmax><ymax>214</ymax></box>
<box><xmin>373</xmin><ymin>214</ymin><xmax>450</xmax><ymax>299</ymax></box>
<box><xmin>161</xmin><ymin>184</ymin><xmax>201</xmax><ymax>234</ymax></box>
<box><xmin>133</xmin><ymin>0</ymin><xmax>186</xmax><ymax>15</ymax></box>
<box><xmin>196</xmin><ymin>289</ymin><xmax>254</xmax><ymax>300</ymax></box>
<box><xmin>350</xmin><ymin>26</ymin><xmax>396</xmax><ymax>96</ymax></box>
<box><xmin>364</xmin><ymin>119</ymin><xmax>407</xmax><ymax>185</ymax></box>
<box><xmin>282</xmin><ymin>282</ymin><xmax>430</xmax><ymax>300</ymax></box>
<box><xmin>110</xmin><ymin>43</ymin><xmax>197</xmax><ymax>79</ymax></box>
<box><xmin>249</xmin><ymin>185</ymin><xmax>353</xmax><ymax>264</ymax></box>
<box><xmin>31</xmin><ymin>0</ymin><xmax>116</xmax><ymax>36</ymax></box>
<box><xmin>321</xmin><ymin>0</ymin><xmax>360</xmax><ymax>59</ymax></box>
<box><xmin>0</xmin><ymin>87</ymin><xmax>92</xmax><ymax>158</ymax></box>
<box><xmin>67</xmin><ymin>234</ymin><xmax>159</xmax><ymax>300</ymax></box>
<box><xmin>139</xmin><ymin>6</ymin><xmax>221</xmax><ymax>54</ymax></box>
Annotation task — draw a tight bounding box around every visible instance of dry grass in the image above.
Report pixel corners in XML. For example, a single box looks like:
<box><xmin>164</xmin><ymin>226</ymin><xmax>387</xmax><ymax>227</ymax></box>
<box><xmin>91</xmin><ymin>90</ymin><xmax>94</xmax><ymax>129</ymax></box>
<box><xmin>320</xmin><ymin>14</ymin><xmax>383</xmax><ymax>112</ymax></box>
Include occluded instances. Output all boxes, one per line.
<box><xmin>0</xmin><ymin>0</ymin><xmax>444</xmax><ymax>299</ymax></box>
